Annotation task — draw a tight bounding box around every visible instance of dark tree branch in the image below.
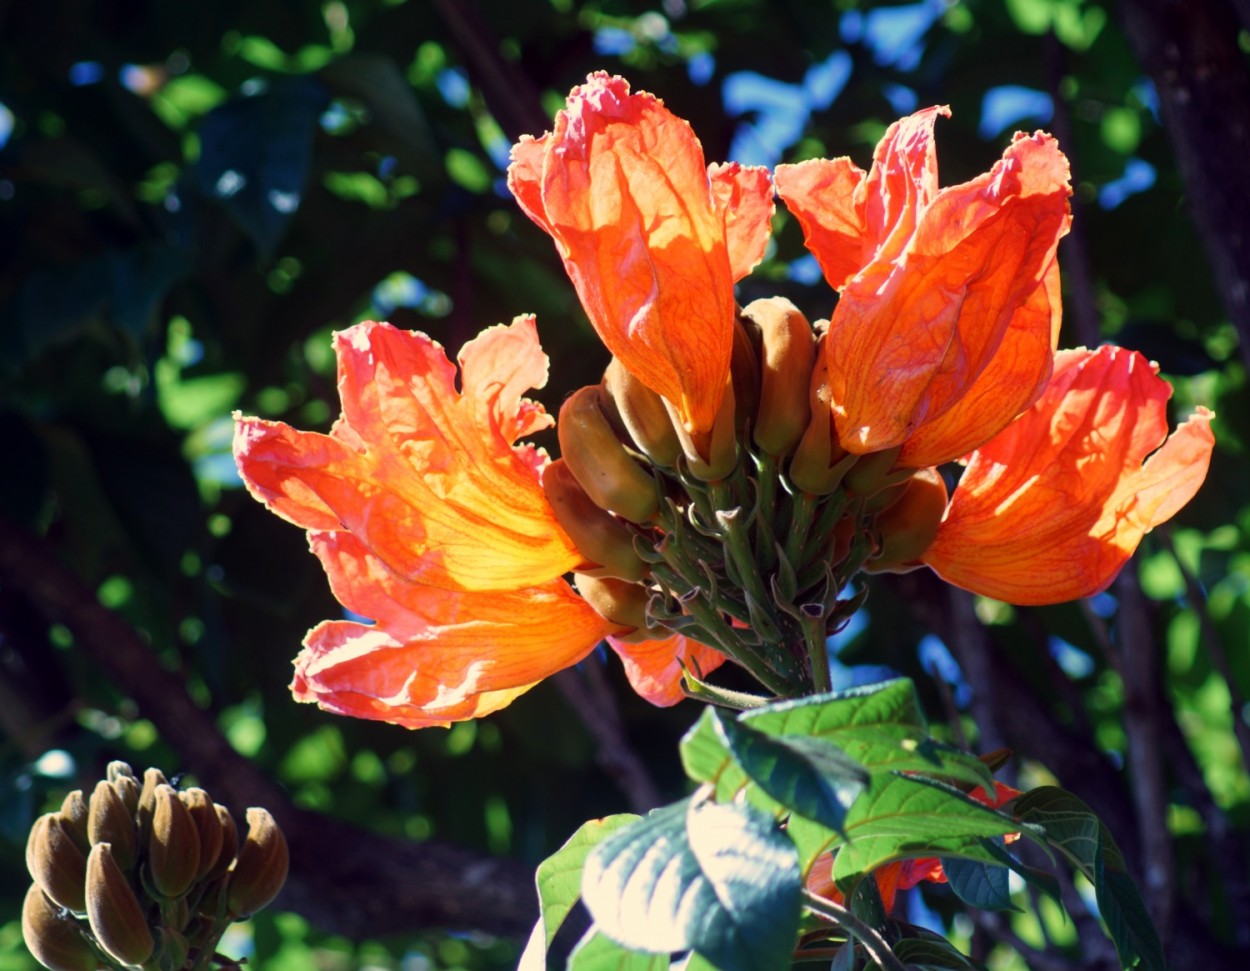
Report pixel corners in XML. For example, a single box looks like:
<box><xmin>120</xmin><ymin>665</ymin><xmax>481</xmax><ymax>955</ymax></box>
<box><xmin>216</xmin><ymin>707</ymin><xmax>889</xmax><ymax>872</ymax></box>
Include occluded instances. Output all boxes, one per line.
<box><xmin>0</xmin><ymin>515</ymin><xmax>536</xmax><ymax>940</ymax></box>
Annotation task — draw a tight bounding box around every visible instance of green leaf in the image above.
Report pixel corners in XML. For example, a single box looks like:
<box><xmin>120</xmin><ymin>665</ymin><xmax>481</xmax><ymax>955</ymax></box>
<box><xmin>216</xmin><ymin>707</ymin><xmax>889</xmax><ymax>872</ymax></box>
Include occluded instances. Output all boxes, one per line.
<box><xmin>567</xmin><ymin>928</ymin><xmax>670</xmax><ymax>971</ymax></box>
<box><xmin>536</xmin><ymin>815</ymin><xmax>640</xmax><ymax>952</ymax></box>
<box><xmin>582</xmin><ymin>797</ymin><xmax>802</xmax><ymax>971</ymax></box>
<box><xmin>941</xmin><ymin>852</ymin><xmax>1016</xmax><ymax>912</ymax></box>
<box><xmin>892</xmin><ymin>937</ymin><xmax>976</xmax><ymax>969</ymax></box>
<box><xmin>979</xmin><ymin>837</ymin><xmax>1063</xmax><ymax>906</ymax></box>
<box><xmin>831</xmin><ymin>775</ymin><xmax>1020</xmax><ymax>889</ymax></box>
<box><xmin>1096</xmin><ymin>855</ymin><xmax>1168</xmax><ymax>971</ymax></box>
<box><xmin>713</xmin><ymin>709</ymin><xmax>869</xmax><ymax>833</ymax></box>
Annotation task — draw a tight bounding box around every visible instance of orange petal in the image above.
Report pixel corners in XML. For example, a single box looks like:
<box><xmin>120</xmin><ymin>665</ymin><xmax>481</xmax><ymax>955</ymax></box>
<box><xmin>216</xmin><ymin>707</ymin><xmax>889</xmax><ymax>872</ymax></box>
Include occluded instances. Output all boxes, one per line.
<box><xmin>289</xmin><ymin>531</ymin><xmax>617</xmax><ymax>728</ymax></box>
<box><xmin>780</xmin><ymin>108</ymin><xmax>1072</xmax><ymax>456</ymax></box>
<box><xmin>605</xmin><ymin>633</ymin><xmax>727</xmax><ymax>707</ymax></box>
<box><xmin>507</xmin><ymin>72</ymin><xmax>773</xmax><ymax>435</ymax></box>
<box><xmin>923</xmin><ymin>346</ymin><xmax>1215</xmax><ymax>605</ymax></box>
<box><xmin>233</xmin><ymin>318</ymin><xmax>581</xmax><ymax>592</ymax></box>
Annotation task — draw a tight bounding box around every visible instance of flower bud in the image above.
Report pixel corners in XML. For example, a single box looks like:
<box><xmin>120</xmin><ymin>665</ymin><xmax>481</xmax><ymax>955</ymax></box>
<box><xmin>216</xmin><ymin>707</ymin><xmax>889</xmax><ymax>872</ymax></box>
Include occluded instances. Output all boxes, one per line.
<box><xmin>743</xmin><ymin>297</ymin><xmax>815</xmax><ymax>457</ymax></box>
<box><xmin>59</xmin><ymin>792</ymin><xmax>91</xmax><ymax>855</ymax></box>
<box><xmin>790</xmin><ymin>336</ymin><xmax>857</xmax><ymax>495</ymax></box>
<box><xmin>864</xmin><ymin>468</ymin><xmax>949</xmax><ymax>574</ymax></box>
<box><xmin>844</xmin><ymin>446</ymin><xmax>909</xmax><ymax>499</ymax></box>
<box><xmin>730</xmin><ymin>317</ymin><xmax>761</xmax><ymax>432</ymax></box>
<box><xmin>179</xmin><ymin>788</ymin><xmax>225</xmax><ymax>883</ymax></box>
<box><xmin>573</xmin><ymin>574</ymin><xmax>650</xmax><ymax>634</ymax></box>
<box><xmin>558</xmin><ymin>385</ymin><xmax>659</xmax><ymax>524</ymax></box>
<box><xmin>111</xmin><ymin>775</ymin><xmax>140</xmax><ymax>818</ymax></box>
<box><xmin>148</xmin><ymin>785</ymin><xmax>201</xmax><ymax>899</ymax></box>
<box><xmin>21</xmin><ymin>884</ymin><xmax>100</xmax><ymax>971</ymax></box>
<box><xmin>27</xmin><ymin>814</ymin><xmax>88</xmax><ymax>913</ymax></box>
<box><xmin>226</xmin><ymin>809</ymin><xmax>289</xmax><ymax>918</ymax></box>
<box><xmin>85</xmin><ymin>843</ymin><xmax>153</xmax><ymax>967</ymax></box>
<box><xmin>602</xmin><ymin>358</ymin><xmax>681</xmax><ymax>468</ymax></box>
<box><xmin>542</xmin><ymin>460</ymin><xmax>647</xmax><ymax>582</ymax></box>
<box><xmin>136</xmin><ymin>768</ymin><xmax>169</xmax><ymax>844</ymax></box>
<box><xmin>87</xmin><ymin>781</ymin><xmax>136</xmax><ymax>872</ymax></box>
<box><xmin>668</xmin><ymin>375</ymin><xmax>738</xmax><ymax>481</ymax></box>
<box><xmin>204</xmin><ymin>806</ymin><xmax>238</xmax><ymax>884</ymax></box>
<box><xmin>105</xmin><ymin>762</ymin><xmax>136</xmax><ymax>786</ymax></box>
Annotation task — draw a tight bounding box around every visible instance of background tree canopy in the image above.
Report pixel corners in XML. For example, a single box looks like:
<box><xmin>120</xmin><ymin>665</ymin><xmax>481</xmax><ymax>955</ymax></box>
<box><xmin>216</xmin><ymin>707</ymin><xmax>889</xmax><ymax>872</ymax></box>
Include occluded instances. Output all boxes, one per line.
<box><xmin>2</xmin><ymin>1</ymin><xmax>1248</xmax><ymax>968</ymax></box>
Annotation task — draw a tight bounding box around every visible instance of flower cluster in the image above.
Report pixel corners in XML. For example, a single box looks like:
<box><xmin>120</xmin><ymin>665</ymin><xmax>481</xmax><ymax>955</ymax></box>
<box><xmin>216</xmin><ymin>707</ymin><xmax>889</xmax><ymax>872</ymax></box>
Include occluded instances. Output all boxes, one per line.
<box><xmin>234</xmin><ymin>72</ymin><xmax>1213</xmax><ymax>729</ymax></box>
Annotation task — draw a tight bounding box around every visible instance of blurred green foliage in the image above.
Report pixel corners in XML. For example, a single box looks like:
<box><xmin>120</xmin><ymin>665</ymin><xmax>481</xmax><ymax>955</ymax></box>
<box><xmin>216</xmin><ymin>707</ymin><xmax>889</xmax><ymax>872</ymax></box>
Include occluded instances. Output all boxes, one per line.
<box><xmin>1</xmin><ymin>0</ymin><xmax>1247</xmax><ymax>968</ymax></box>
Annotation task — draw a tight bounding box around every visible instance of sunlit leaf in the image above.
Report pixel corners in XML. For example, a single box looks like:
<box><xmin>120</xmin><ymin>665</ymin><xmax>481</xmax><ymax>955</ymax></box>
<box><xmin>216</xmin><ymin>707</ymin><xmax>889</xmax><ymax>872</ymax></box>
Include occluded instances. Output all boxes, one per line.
<box><xmin>537</xmin><ymin>815</ymin><xmax>639</xmax><ymax>952</ymax></box>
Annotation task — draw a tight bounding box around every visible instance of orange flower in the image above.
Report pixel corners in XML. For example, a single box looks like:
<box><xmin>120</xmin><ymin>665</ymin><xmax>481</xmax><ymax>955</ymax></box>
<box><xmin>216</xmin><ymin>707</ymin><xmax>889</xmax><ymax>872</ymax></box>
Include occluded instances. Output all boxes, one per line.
<box><xmin>605</xmin><ymin>633</ymin><xmax>727</xmax><ymax>707</ymax></box>
<box><xmin>922</xmin><ymin>346</ymin><xmax>1215</xmax><ymax>605</ymax></box>
<box><xmin>775</xmin><ymin>107</ymin><xmax>1072</xmax><ymax>467</ymax></box>
<box><xmin>234</xmin><ymin>318</ymin><xmax>721</xmax><ymax>726</ymax></box>
<box><xmin>508</xmin><ymin>72</ymin><xmax>773</xmax><ymax>439</ymax></box>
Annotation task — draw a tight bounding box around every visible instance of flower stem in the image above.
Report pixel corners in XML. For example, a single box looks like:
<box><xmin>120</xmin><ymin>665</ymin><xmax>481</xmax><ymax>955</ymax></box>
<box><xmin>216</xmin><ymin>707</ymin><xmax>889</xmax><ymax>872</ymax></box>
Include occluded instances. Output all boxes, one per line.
<box><xmin>800</xmin><ymin>607</ymin><xmax>832</xmax><ymax>694</ymax></box>
<box><xmin>801</xmin><ymin>890</ymin><xmax>907</xmax><ymax>971</ymax></box>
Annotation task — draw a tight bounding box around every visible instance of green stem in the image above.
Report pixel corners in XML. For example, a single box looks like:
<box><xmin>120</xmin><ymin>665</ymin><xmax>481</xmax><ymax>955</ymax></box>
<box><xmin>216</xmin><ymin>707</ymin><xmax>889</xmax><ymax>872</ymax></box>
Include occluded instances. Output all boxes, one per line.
<box><xmin>800</xmin><ymin>491</ymin><xmax>849</xmax><ymax>567</ymax></box>
<box><xmin>800</xmin><ymin>607</ymin><xmax>832</xmax><ymax>694</ymax></box>
<box><xmin>784</xmin><ymin>490</ymin><xmax>820</xmax><ymax>568</ymax></box>
<box><xmin>802</xmin><ymin>890</ymin><xmax>907</xmax><ymax>971</ymax></box>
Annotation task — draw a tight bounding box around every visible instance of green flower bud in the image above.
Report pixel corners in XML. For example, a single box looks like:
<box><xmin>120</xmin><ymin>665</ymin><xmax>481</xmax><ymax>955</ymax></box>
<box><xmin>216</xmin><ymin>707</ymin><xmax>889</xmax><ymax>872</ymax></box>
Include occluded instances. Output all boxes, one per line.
<box><xmin>87</xmin><ymin>781</ymin><xmax>136</xmax><ymax>872</ymax></box>
<box><xmin>572</xmin><ymin>573</ymin><xmax>650</xmax><ymax>636</ymax></box>
<box><xmin>602</xmin><ymin>358</ymin><xmax>681</xmax><ymax>468</ymax></box>
<box><xmin>204</xmin><ymin>806</ymin><xmax>238</xmax><ymax>884</ymax></box>
<box><xmin>744</xmin><ymin>297</ymin><xmax>815</xmax><ymax>457</ymax></box>
<box><xmin>85</xmin><ymin>843</ymin><xmax>153</xmax><ymax>968</ymax></box>
<box><xmin>179</xmin><ymin>788</ymin><xmax>224</xmax><ymax>883</ymax></box>
<box><xmin>59</xmin><ymin>792</ymin><xmax>91</xmax><ymax>855</ymax></box>
<box><xmin>542</xmin><ymin>459</ymin><xmax>647</xmax><ymax>583</ymax></box>
<box><xmin>148</xmin><ymin>785</ymin><xmax>201</xmax><ymax>899</ymax></box>
<box><xmin>21</xmin><ymin>884</ymin><xmax>100</xmax><ymax>971</ymax></box>
<box><xmin>27</xmin><ymin>814</ymin><xmax>88</xmax><ymax>914</ymax></box>
<box><xmin>863</xmin><ymin>468</ymin><xmax>949</xmax><ymax>574</ymax></box>
<box><xmin>558</xmin><ymin>385</ymin><xmax>659</xmax><ymax>524</ymax></box>
<box><xmin>226</xmin><ymin>809</ymin><xmax>289</xmax><ymax>919</ymax></box>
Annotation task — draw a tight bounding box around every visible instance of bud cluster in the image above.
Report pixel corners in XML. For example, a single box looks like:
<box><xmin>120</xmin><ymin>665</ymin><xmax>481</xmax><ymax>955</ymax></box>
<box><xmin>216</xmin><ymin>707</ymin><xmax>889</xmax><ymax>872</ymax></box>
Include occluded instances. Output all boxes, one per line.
<box><xmin>550</xmin><ymin>297</ymin><xmax>948</xmax><ymax>698</ymax></box>
<box><xmin>22</xmin><ymin>761</ymin><xmax>289</xmax><ymax>971</ymax></box>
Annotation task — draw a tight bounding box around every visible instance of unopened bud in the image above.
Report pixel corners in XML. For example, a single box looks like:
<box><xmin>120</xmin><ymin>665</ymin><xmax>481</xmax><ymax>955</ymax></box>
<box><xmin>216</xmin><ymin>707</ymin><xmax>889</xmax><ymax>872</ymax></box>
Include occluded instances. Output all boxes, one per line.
<box><xmin>226</xmin><ymin>809</ymin><xmax>289</xmax><ymax>918</ymax></box>
<box><xmin>21</xmin><ymin>884</ymin><xmax>100</xmax><ymax>971</ymax></box>
<box><xmin>864</xmin><ymin>468</ymin><xmax>948</xmax><ymax>574</ymax></box>
<box><xmin>844</xmin><ymin>446</ymin><xmax>910</xmax><ymax>499</ymax></box>
<box><xmin>87</xmin><ymin>781</ymin><xmax>136</xmax><ymax>872</ymax></box>
<box><xmin>111</xmin><ymin>776</ymin><xmax>140</xmax><ymax>818</ymax></box>
<box><xmin>148</xmin><ymin>785</ymin><xmax>201</xmax><ymax>898</ymax></box>
<box><xmin>558</xmin><ymin>385</ymin><xmax>659</xmax><ymax>524</ymax></box>
<box><xmin>27</xmin><ymin>814</ymin><xmax>87</xmax><ymax>913</ymax></box>
<box><xmin>743</xmin><ymin>297</ymin><xmax>815</xmax><ymax>456</ymax></box>
<box><xmin>730</xmin><ymin>317</ymin><xmax>761</xmax><ymax>431</ymax></box>
<box><xmin>85</xmin><ymin>843</ymin><xmax>153</xmax><ymax>967</ymax></box>
<box><xmin>137</xmin><ymin>768</ymin><xmax>169</xmax><ymax>844</ymax></box>
<box><xmin>59</xmin><ymin>792</ymin><xmax>90</xmax><ymax>855</ymax></box>
<box><xmin>179</xmin><ymin>789</ymin><xmax>225</xmax><ymax>883</ymax></box>
<box><xmin>573</xmin><ymin>574</ymin><xmax>650</xmax><ymax>635</ymax></box>
<box><xmin>790</xmin><ymin>336</ymin><xmax>857</xmax><ymax>495</ymax></box>
<box><xmin>602</xmin><ymin>359</ymin><xmax>681</xmax><ymax>468</ymax></box>
<box><xmin>205</xmin><ymin>806</ymin><xmax>238</xmax><ymax>883</ymax></box>
<box><xmin>668</xmin><ymin>375</ymin><xmax>738</xmax><ymax>482</ymax></box>
<box><xmin>105</xmin><ymin>762</ymin><xmax>136</xmax><ymax>786</ymax></box>
<box><xmin>543</xmin><ymin>460</ymin><xmax>647</xmax><ymax>582</ymax></box>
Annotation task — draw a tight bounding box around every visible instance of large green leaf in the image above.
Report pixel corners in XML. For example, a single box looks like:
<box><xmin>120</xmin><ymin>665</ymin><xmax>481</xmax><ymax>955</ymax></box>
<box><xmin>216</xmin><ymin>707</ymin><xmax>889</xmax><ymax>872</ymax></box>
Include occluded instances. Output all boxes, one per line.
<box><xmin>582</xmin><ymin>797</ymin><xmax>802</xmax><ymax>971</ymax></box>
<box><xmin>536</xmin><ymin>815</ymin><xmax>640</xmax><ymax>952</ymax></box>
<box><xmin>941</xmin><ymin>853</ymin><xmax>1016</xmax><ymax>912</ymax></box>
<box><xmin>567</xmin><ymin>929</ymin><xmax>670</xmax><ymax>971</ymax></box>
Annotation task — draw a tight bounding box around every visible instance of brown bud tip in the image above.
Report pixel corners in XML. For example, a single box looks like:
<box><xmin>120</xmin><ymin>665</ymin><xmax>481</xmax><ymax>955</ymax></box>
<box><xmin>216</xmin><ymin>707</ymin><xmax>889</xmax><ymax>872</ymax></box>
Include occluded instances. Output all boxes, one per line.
<box><xmin>667</xmin><ymin>375</ymin><xmax>738</xmax><ymax>482</ymax></box>
<box><xmin>744</xmin><ymin>297</ymin><xmax>815</xmax><ymax>457</ymax></box>
<box><xmin>542</xmin><ymin>459</ymin><xmax>647</xmax><ymax>583</ymax></box>
<box><xmin>21</xmin><ymin>884</ymin><xmax>100</xmax><ymax>971</ymax></box>
<box><xmin>59</xmin><ymin>792</ymin><xmax>91</xmax><ymax>855</ymax></box>
<box><xmin>148</xmin><ymin>785</ymin><xmax>201</xmax><ymax>899</ymax></box>
<box><xmin>27</xmin><ymin>814</ymin><xmax>88</xmax><ymax>914</ymax></box>
<box><xmin>602</xmin><ymin>358</ymin><xmax>681</xmax><ymax>468</ymax></box>
<box><xmin>111</xmin><ymin>775</ymin><xmax>140</xmax><ymax>818</ymax></box>
<box><xmin>179</xmin><ymin>788</ymin><xmax>225</xmax><ymax>883</ymax></box>
<box><xmin>558</xmin><ymin>385</ymin><xmax>659</xmax><ymax>524</ymax></box>
<box><xmin>863</xmin><ymin>467</ymin><xmax>948</xmax><ymax>574</ymax></box>
<box><xmin>87</xmin><ymin>781</ymin><xmax>136</xmax><ymax>873</ymax></box>
<box><xmin>226</xmin><ymin>808</ymin><xmax>289</xmax><ymax>918</ymax></box>
<box><xmin>136</xmin><ymin>768</ymin><xmax>169</xmax><ymax>843</ymax></box>
<box><xmin>85</xmin><ymin>844</ymin><xmax>153</xmax><ymax>967</ymax></box>
<box><xmin>573</xmin><ymin>573</ymin><xmax>650</xmax><ymax>635</ymax></box>
<box><xmin>205</xmin><ymin>805</ymin><xmax>239</xmax><ymax>883</ymax></box>
<box><xmin>105</xmin><ymin>762</ymin><xmax>136</xmax><ymax>785</ymax></box>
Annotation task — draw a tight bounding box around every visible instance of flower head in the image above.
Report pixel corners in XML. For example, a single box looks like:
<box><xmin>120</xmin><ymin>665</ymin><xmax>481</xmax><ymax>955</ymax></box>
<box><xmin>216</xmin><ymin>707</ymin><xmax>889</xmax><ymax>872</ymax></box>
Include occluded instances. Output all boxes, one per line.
<box><xmin>508</xmin><ymin>72</ymin><xmax>773</xmax><ymax>440</ymax></box>
<box><xmin>922</xmin><ymin>346</ymin><xmax>1215</xmax><ymax>604</ymax></box>
<box><xmin>776</xmin><ymin>107</ymin><xmax>1072</xmax><ymax>467</ymax></box>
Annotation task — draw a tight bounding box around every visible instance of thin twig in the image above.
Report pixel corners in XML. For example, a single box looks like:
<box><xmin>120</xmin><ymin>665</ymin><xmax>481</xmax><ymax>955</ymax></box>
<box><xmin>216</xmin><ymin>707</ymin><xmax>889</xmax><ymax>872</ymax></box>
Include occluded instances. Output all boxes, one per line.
<box><xmin>802</xmin><ymin>890</ymin><xmax>907</xmax><ymax>971</ymax></box>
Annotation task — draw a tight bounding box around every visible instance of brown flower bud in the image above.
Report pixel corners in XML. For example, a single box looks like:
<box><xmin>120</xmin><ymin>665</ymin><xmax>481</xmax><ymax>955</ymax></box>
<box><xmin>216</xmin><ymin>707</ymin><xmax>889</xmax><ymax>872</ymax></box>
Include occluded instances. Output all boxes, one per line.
<box><xmin>179</xmin><ymin>788</ymin><xmax>223</xmax><ymax>882</ymax></box>
<box><xmin>730</xmin><ymin>317</ymin><xmax>761</xmax><ymax>432</ymax></box>
<box><xmin>85</xmin><ymin>843</ymin><xmax>153</xmax><ymax>967</ymax></box>
<box><xmin>148</xmin><ymin>785</ymin><xmax>201</xmax><ymax>899</ymax></box>
<box><xmin>542</xmin><ymin>459</ymin><xmax>647</xmax><ymax>582</ymax></box>
<box><xmin>136</xmin><ymin>768</ymin><xmax>169</xmax><ymax>845</ymax></box>
<box><xmin>863</xmin><ymin>468</ymin><xmax>949</xmax><ymax>574</ymax></box>
<box><xmin>21</xmin><ymin>884</ymin><xmax>100</xmax><ymax>971</ymax></box>
<box><xmin>226</xmin><ymin>809</ymin><xmax>289</xmax><ymax>918</ymax></box>
<box><xmin>59</xmin><ymin>792</ymin><xmax>91</xmax><ymax>855</ymax></box>
<box><xmin>843</xmin><ymin>446</ymin><xmax>911</xmax><ymax>500</ymax></box>
<box><xmin>87</xmin><ymin>781</ymin><xmax>136</xmax><ymax>872</ymax></box>
<box><xmin>204</xmin><ymin>806</ymin><xmax>238</xmax><ymax>883</ymax></box>
<box><xmin>105</xmin><ymin>762</ymin><xmax>136</xmax><ymax>786</ymax></box>
<box><xmin>668</xmin><ymin>375</ymin><xmax>738</xmax><ymax>482</ymax></box>
<box><xmin>558</xmin><ymin>385</ymin><xmax>659</xmax><ymax>524</ymax></box>
<box><xmin>743</xmin><ymin>297</ymin><xmax>815</xmax><ymax>457</ymax></box>
<box><xmin>790</xmin><ymin>336</ymin><xmax>858</xmax><ymax>495</ymax></box>
<box><xmin>602</xmin><ymin>358</ymin><xmax>681</xmax><ymax>468</ymax></box>
<box><xmin>27</xmin><ymin>814</ymin><xmax>87</xmax><ymax>913</ymax></box>
<box><xmin>111</xmin><ymin>775</ymin><xmax>140</xmax><ymax>818</ymax></box>
<box><xmin>573</xmin><ymin>573</ymin><xmax>650</xmax><ymax>635</ymax></box>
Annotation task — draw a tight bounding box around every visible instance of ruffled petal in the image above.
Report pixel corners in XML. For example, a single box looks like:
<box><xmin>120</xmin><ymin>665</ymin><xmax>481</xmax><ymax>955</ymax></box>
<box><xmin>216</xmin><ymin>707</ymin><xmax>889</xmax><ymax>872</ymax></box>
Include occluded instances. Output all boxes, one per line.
<box><xmin>709</xmin><ymin>161</ymin><xmax>775</xmax><ymax>281</ymax></box>
<box><xmin>773</xmin><ymin>156</ymin><xmax>868</xmax><ymax>291</ymax></box>
<box><xmin>923</xmin><ymin>346</ymin><xmax>1215</xmax><ymax>605</ymax></box>
<box><xmin>234</xmin><ymin>318</ymin><xmax>581</xmax><ymax>592</ymax></box>
<box><xmin>605</xmin><ymin>633</ymin><xmax>727</xmax><ymax>707</ymax></box>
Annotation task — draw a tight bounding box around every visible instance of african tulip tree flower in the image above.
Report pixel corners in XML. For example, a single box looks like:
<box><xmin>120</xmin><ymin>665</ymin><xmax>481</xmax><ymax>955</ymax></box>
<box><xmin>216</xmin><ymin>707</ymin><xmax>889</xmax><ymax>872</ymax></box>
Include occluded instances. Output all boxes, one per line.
<box><xmin>775</xmin><ymin>106</ymin><xmax>1072</xmax><ymax>468</ymax></box>
<box><xmin>508</xmin><ymin>72</ymin><xmax>774</xmax><ymax>440</ymax></box>
<box><xmin>233</xmin><ymin>318</ymin><xmax>714</xmax><ymax>727</ymax></box>
<box><xmin>922</xmin><ymin>346</ymin><xmax>1215</xmax><ymax>605</ymax></box>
